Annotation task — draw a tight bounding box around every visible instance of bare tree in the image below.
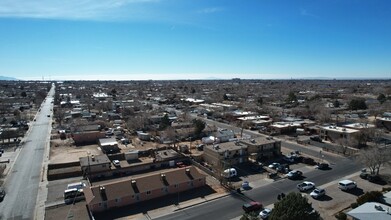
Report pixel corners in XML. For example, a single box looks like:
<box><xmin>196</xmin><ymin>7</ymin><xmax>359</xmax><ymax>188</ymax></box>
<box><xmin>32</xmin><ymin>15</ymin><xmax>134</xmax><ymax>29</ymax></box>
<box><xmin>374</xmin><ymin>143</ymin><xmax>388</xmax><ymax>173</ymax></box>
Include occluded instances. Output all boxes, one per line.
<box><xmin>358</xmin><ymin>147</ymin><xmax>391</xmax><ymax>175</ymax></box>
<box><xmin>54</xmin><ymin>108</ymin><xmax>66</xmax><ymax>127</ymax></box>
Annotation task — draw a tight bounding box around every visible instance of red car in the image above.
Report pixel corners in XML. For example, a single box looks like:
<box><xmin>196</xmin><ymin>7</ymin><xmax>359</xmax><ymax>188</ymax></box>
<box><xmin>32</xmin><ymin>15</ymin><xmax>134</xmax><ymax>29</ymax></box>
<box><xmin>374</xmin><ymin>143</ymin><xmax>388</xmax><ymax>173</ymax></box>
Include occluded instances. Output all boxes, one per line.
<box><xmin>176</xmin><ymin>162</ymin><xmax>186</xmax><ymax>168</ymax></box>
<box><xmin>242</xmin><ymin>201</ymin><xmax>262</xmax><ymax>213</ymax></box>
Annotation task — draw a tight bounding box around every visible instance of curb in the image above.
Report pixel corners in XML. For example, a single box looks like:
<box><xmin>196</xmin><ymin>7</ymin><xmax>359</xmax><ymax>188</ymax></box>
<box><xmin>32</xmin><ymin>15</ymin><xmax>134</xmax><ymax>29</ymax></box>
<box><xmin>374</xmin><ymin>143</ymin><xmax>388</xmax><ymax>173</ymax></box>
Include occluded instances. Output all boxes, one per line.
<box><xmin>174</xmin><ymin>193</ymin><xmax>231</xmax><ymax>211</ymax></box>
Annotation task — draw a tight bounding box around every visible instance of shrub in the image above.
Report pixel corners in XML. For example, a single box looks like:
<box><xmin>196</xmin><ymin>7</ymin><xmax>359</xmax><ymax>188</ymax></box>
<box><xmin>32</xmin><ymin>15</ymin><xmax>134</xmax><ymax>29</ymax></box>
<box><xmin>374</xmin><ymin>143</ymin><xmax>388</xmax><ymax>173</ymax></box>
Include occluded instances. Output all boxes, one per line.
<box><xmin>350</xmin><ymin>202</ymin><xmax>358</xmax><ymax>209</ymax></box>
<box><xmin>382</xmin><ymin>187</ymin><xmax>391</xmax><ymax>192</ymax></box>
<box><xmin>335</xmin><ymin>212</ymin><xmax>347</xmax><ymax>220</ymax></box>
<box><xmin>356</xmin><ymin>191</ymin><xmax>383</xmax><ymax>205</ymax></box>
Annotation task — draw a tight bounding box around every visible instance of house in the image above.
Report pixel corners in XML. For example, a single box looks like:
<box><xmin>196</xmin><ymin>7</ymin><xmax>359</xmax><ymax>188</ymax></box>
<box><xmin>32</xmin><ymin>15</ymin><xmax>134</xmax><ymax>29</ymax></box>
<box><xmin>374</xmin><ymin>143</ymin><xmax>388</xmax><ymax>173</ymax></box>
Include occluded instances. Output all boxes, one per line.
<box><xmin>84</xmin><ymin>166</ymin><xmax>206</xmax><ymax>213</ymax></box>
<box><xmin>319</xmin><ymin>125</ymin><xmax>360</xmax><ymax>144</ymax></box>
<box><xmin>99</xmin><ymin>138</ymin><xmax>120</xmax><ymax>154</ymax></box>
<box><xmin>203</xmin><ymin>142</ymin><xmax>248</xmax><ymax>171</ymax></box>
<box><xmin>239</xmin><ymin>137</ymin><xmax>281</xmax><ymax>160</ymax></box>
<box><xmin>347</xmin><ymin>202</ymin><xmax>391</xmax><ymax>220</ymax></box>
<box><xmin>215</xmin><ymin>129</ymin><xmax>235</xmax><ymax>143</ymax></box>
<box><xmin>79</xmin><ymin>154</ymin><xmax>111</xmax><ymax>175</ymax></box>
<box><xmin>376</xmin><ymin>116</ymin><xmax>391</xmax><ymax>131</ymax></box>
<box><xmin>155</xmin><ymin>149</ymin><xmax>180</xmax><ymax>162</ymax></box>
<box><xmin>343</xmin><ymin>123</ymin><xmax>376</xmax><ymax>130</ymax></box>
<box><xmin>72</xmin><ymin>132</ymin><xmax>106</xmax><ymax>146</ymax></box>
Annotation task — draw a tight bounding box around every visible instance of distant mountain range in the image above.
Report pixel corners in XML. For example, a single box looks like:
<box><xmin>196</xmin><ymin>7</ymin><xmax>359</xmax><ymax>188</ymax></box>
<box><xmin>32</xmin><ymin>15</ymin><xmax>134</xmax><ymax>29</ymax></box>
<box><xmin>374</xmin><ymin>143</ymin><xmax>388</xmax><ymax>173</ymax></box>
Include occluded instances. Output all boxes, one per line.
<box><xmin>0</xmin><ymin>76</ymin><xmax>17</xmax><ymax>80</ymax></box>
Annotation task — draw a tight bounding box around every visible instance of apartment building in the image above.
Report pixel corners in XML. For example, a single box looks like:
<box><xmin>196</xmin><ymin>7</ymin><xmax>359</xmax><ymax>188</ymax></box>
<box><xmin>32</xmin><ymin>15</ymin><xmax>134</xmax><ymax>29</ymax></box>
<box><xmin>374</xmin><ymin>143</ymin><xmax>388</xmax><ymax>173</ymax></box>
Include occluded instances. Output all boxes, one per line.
<box><xmin>84</xmin><ymin>166</ymin><xmax>206</xmax><ymax>213</ymax></box>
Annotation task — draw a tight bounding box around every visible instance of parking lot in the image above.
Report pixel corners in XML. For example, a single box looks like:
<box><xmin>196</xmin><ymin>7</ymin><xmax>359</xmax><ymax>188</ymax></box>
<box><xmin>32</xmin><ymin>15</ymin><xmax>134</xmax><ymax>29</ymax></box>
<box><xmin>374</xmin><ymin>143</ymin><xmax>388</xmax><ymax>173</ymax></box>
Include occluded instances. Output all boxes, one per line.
<box><xmin>307</xmin><ymin>173</ymin><xmax>390</xmax><ymax>219</ymax></box>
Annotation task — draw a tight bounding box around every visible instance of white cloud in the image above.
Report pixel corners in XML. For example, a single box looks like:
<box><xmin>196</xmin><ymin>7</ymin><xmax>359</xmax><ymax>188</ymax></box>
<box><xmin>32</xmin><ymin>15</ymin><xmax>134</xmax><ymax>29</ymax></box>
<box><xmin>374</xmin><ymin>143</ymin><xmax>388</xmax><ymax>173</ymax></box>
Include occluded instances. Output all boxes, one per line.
<box><xmin>197</xmin><ymin>7</ymin><xmax>224</xmax><ymax>14</ymax></box>
<box><xmin>0</xmin><ymin>0</ymin><xmax>160</xmax><ymax>20</ymax></box>
<box><xmin>299</xmin><ymin>8</ymin><xmax>319</xmax><ymax>18</ymax></box>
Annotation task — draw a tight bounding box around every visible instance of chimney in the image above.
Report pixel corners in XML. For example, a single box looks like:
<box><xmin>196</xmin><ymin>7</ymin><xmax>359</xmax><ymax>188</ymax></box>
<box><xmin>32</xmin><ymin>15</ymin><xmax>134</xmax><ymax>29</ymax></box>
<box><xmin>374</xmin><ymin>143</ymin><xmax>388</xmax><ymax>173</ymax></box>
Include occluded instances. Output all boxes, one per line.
<box><xmin>131</xmin><ymin>179</ymin><xmax>140</xmax><ymax>193</ymax></box>
<box><xmin>99</xmin><ymin>185</ymin><xmax>107</xmax><ymax>201</ymax></box>
<box><xmin>185</xmin><ymin>168</ymin><xmax>193</xmax><ymax>180</ymax></box>
<box><xmin>91</xmin><ymin>155</ymin><xmax>95</xmax><ymax>162</ymax></box>
<box><xmin>161</xmin><ymin>173</ymin><xmax>169</xmax><ymax>186</ymax></box>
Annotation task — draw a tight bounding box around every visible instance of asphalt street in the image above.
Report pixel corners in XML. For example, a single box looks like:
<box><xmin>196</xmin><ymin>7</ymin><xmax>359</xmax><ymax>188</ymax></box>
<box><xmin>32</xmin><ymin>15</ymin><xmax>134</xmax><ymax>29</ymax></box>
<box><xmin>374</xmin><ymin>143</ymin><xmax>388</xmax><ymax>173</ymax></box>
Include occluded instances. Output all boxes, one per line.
<box><xmin>0</xmin><ymin>85</ymin><xmax>54</xmax><ymax>220</ymax></box>
<box><xmin>157</xmin><ymin>155</ymin><xmax>360</xmax><ymax>220</ymax></box>
<box><xmin>156</xmin><ymin>117</ymin><xmax>362</xmax><ymax>220</ymax></box>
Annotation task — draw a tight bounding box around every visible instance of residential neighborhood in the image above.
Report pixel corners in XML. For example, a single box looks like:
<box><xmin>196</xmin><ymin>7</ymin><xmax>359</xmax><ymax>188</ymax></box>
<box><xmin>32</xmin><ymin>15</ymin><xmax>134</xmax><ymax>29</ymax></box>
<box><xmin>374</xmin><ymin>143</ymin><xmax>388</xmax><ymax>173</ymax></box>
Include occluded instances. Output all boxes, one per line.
<box><xmin>0</xmin><ymin>79</ymin><xmax>391</xmax><ymax>220</ymax></box>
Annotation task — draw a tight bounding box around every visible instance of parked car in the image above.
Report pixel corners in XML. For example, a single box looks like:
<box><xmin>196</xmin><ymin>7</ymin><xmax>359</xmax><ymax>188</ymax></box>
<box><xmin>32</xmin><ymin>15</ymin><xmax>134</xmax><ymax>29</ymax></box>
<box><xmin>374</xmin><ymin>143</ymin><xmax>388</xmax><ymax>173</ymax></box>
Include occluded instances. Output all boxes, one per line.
<box><xmin>112</xmin><ymin>160</ymin><xmax>120</xmax><ymax>167</ymax></box>
<box><xmin>315</xmin><ymin>163</ymin><xmax>329</xmax><ymax>170</ymax></box>
<box><xmin>360</xmin><ymin>173</ymin><xmax>382</xmax><ymax>183</ymax></box>
<box><xmin>222</xmin><ymin>168</ymin><xmax>237</xmax><ymax>178</ymax></box>
<box><xmin>283</xmin><ymin>155</ymin><xmax>295</xmax><ymax>163</ymax></box>
<box><xmin>310</xmin><ymin>135</ymin><xmax>322</xmax><ymax>142</ymax></box>
<box><xmin>302</xmin><ymin>157</ymin><xmax>316</xmax><ymax>165</ymax></box>
<box><xmin>276</xmin><ymin>164</ymin><xmax>290</xmax><ymax>173</ymax></box>
<box><xmin>242</xmin><ymin>201</ymin><xmax>263</xmax><ymax>213</ymax></box>
<box><xmin>297</xmin><ymin>181</ymin><xmax>315</xmax><ymax>191</ymax></box>
<box><xmin>259</xmin><ymin>208</ymin><xmax>272</xmax><ymax>219</ymax></box>
<box><xmin>268</xmin><ymin>162</ymin><xmax>280</xmax><ymax>169</ymax></box>
<box><xmin>360</xmin><ymin>172</ymin><xmax>369</xmax><ymax>179</ymax></box>
<box><xmin>287</xmin><ymin>170</ymin><xmax>303</xmax><ymax>180</ymax></box>
<box><xmin>0</xmin><ymin>187</ymin><xmax>5</xmax><ymax>202</ymax></box>
<box><xmin>338</xmin><ymin>180</ymin><xmax>357</xmax><ymax>191</ymax></box>
<box><xmin>176</xmin><ymin>162</ymin><xmax>186</xmax><ymax>168</ymax></box>
<box><xmin>242</xmin><ymin>181</ymin><xmax>250</xmax><ymax>189</ymax></box>
<box><xmin>310</xmin><ymin>188</ymin><xmax>326</xmax><ymax>199</ymax></box>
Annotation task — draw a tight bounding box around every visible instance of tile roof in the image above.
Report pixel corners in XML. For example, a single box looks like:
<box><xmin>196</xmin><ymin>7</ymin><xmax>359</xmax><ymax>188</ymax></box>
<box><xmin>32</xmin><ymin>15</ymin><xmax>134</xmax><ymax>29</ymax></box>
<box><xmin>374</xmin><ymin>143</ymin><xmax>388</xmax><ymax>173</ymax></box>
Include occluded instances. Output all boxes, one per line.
<box><xmin>84</xmin><ymin>166</ymin><xmax>205</xmax><ymax>205</ymax></box>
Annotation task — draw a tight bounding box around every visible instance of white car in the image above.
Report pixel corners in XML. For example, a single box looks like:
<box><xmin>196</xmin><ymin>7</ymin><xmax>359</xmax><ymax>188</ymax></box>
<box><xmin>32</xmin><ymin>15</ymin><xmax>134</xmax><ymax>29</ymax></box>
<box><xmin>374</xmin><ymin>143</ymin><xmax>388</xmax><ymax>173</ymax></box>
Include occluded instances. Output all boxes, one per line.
<box><xmin>297</xmin><ymin>181</ymin><xmax>315</xmax><ymax>192</ymax></box>
<box><xmin>268</xmin><ymin>162</ymin><xmax>281</xmax><ymax>169</ymax></box>
<box><xmin>112</xmin><ymin>160</ymin><xmax>120</xmax><ymax>167</ymax></box>
<box><xmin>259</xmin><ymin>208</ymin><xmax>272</xmax><ymax>219</ymax></box>
<box><xmin>310</xmin><ymin>188</ymin><xmax>326</xmax><ymax>199</ymax></box>
<box><xmin>287</xmin><ymin>170</ymin><xmax>303</xmax><ymax>179</ymax></box>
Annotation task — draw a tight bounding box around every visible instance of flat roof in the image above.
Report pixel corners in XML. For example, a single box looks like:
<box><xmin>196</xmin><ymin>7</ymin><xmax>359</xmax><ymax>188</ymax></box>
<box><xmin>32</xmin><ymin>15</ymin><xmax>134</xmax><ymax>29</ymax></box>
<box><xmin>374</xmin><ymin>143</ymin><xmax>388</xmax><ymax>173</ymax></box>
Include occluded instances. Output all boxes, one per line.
<box><xmin>99</xmin><ymin>138</ymin><xmax>118</xmax><ymax>146</ymax></box>
<box><xmin>79</xmin><ymin>154</ymin><xmax>111</xmax><ymax>167</ymax></box>
<box><xmin>205</xmin><ymin>142</ymin><xmax>246</xmax><ymax>153</ymax></box>
<box><xmin>240</xmin><ymin>137</ymin><xmax>278</xmax><ymax>146</ymax></box>
<box><xmin>344</xmin><ymin>123</ymin><xmax>375</xmax><ymax>129</ymax></box>
<box><xmin>321</xmin><ymin>125</ymin><xmax>359</xmax><ymax>134</ymax></box>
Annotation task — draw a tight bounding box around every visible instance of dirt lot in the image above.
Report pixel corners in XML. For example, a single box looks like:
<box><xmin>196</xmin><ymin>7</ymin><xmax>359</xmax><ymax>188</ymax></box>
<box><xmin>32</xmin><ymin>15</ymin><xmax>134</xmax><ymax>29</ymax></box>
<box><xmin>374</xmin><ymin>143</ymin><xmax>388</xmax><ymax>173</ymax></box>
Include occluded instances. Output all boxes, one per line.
<box><xmin>50</xmin><ymin>139</ymin><xmax>102</xmax><ymax>163</ymax></box>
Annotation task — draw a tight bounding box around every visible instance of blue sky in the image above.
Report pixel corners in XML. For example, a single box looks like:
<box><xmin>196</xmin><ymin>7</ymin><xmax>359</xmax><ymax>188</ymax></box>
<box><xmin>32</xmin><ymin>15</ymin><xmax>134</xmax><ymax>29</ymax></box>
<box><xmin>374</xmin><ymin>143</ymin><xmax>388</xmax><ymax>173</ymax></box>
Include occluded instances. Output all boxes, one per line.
<box><xmin>0</xmin><ymin>0</ymin><xmax>390</xmax><ymax>80</ymax></box>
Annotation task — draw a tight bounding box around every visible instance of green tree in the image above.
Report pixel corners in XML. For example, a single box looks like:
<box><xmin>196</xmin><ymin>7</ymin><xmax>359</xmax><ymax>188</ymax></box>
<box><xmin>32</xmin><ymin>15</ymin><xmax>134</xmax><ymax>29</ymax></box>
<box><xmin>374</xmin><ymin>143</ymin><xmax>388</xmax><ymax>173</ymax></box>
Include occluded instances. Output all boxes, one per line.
<box><xmin>21</xmin><ymin>91</ymin><xmax>27</xmax><ymax>98</ymax></box>
<box><xmin>160</xmin><ymin>114</ymin><xmax>170</xmax><ymax>130</ymax></box>
<box><xmin>357</xmin><ymin>191</ymin><xmax>383</xmax><ymax>205</ymax></box>
<box><xmin>287</xmin><ymin>92</ymin><xmax>297</xmax><ymax>103</ymax></box>
<box><xmin>192</xmin><ymin>119</ymin><xmax>206</xmax><ymax>136</ymax></box>
<box><xmin>333</xmin><ymin>99</ymin><xmax>340</xmax><ymax>108</ymax></box>
<box><xmin>377</xmin><ymin>93</ymin><xmax>387</xmax><ymax>104</ymax></box>
<box><xmin>257</xmin><ymin>97</ymin><xmax>263</xmax><ymax>106</ymax></box>
<box><xmin>349</xmin><ymin>98</ymin><xmax>367</xmax><ymax>110</ymax></box>
<box><xmin>269</xmin><ymin>192</ymin><xmax>321</xmax><ymax>220</ymax></box>
<box><xmin>240</xmin><ymin>212</ymin><xmax>259</xmax><ymax>220</ymax></box>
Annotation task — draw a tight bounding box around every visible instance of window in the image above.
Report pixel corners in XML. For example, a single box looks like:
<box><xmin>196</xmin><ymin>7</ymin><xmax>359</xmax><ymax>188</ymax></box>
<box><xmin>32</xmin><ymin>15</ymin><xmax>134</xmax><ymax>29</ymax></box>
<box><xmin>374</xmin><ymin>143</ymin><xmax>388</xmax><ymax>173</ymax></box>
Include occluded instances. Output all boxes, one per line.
<box><xmin>99</xmin><ymin>203</ymin><xmax>102</xmax><ymax>207</ymax></box>
<box><xmin>115</xmin><ymin>198</ymin><xmax>121</xmax><ymax>203</ymax></box>
<box><xmin>174</xmin><ymin>184</ymin><xmax>179</xmax><ymax>188</ymax></box>
<box><xmin>146</xmin><ymin>190</ymin><xmax>151</xmax><ymax>195</ymax></box>
<box><xmin>131</xmin><ymin>195</ymin><xmax>134</xmax><ymax>198</ymax></box>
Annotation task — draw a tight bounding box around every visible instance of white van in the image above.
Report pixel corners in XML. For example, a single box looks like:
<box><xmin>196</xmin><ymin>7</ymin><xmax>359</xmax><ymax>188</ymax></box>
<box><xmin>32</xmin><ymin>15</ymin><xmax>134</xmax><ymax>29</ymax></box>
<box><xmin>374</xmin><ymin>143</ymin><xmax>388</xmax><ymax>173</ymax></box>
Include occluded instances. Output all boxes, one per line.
<box><xmin>222</xmin><ymin>168</ymin><xmax>237</xmax><ymax>178</ymax></box>
<box><xmin>338</xmin><ymin>180</ymin><xmax>357</xmax><ymax>191</ymax></box>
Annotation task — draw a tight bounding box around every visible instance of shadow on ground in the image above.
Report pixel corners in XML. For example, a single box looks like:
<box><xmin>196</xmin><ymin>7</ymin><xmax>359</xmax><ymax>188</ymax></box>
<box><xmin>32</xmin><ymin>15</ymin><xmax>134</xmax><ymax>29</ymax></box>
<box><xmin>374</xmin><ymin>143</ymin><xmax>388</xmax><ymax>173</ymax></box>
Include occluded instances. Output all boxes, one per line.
<box><xmin>344</xmin><ymin>188</ymin><xmax>364</xmax><ymax>197</ymax></box>
<box><xmin>93</xmin><ymin>185</ymin><xmax>218</xmax><ymax>220</ymax></box>
<box><xmin>316</xmin><ymin>195</ymin><xmax>333</xmax><ymax>201</ymax></box>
